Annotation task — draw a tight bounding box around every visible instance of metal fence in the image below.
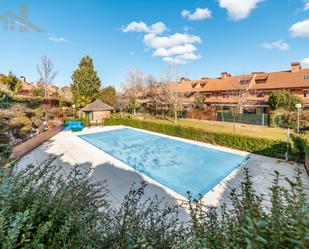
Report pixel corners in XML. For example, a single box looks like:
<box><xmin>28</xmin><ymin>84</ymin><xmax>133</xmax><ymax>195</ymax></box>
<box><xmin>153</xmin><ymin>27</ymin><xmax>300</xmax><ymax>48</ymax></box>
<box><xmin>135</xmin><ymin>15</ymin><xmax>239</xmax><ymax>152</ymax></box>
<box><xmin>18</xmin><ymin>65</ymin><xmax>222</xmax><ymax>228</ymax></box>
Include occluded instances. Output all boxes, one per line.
<box><xmin>217</xmin><ymin>112</ymin><xmax>269</xmax><ymax>126</ymax></box>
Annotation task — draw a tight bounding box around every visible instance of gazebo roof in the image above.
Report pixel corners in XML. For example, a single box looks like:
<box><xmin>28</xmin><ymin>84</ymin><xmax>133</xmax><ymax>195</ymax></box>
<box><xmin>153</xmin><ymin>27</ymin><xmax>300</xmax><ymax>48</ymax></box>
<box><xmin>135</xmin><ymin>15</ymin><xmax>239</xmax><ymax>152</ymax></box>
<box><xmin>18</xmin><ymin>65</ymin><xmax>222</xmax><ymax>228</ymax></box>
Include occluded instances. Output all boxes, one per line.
<box><xmin>81</xmin><ymin>99</ymin><xmax>114</xmax><ymax>112</ymax></box>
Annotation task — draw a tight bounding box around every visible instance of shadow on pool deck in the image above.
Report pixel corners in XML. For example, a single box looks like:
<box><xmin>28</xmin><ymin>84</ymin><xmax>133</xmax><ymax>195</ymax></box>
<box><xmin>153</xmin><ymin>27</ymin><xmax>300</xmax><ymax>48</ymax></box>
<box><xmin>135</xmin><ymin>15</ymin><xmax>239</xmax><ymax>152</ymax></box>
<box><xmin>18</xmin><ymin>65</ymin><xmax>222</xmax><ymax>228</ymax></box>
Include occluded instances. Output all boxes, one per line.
<box><xmin>13</xmin><ymin>131</ymin><xmax>309</xmax><ymax>222</ymax></box>
<box><xmin>13</xmin><ymin>138</ymin><xmax>191</xmax><ymax>221</ymax></box>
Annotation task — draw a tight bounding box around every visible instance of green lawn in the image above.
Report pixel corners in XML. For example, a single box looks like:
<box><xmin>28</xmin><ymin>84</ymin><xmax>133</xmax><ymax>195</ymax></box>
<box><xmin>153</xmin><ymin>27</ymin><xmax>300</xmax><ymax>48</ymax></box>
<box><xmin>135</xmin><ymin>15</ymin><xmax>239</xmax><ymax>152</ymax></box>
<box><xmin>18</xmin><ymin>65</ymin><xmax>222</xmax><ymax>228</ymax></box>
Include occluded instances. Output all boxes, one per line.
<box><xmin>133</xmin><ymin>117</ymin><xmax>290</xmax><ymax>141</ymax></box>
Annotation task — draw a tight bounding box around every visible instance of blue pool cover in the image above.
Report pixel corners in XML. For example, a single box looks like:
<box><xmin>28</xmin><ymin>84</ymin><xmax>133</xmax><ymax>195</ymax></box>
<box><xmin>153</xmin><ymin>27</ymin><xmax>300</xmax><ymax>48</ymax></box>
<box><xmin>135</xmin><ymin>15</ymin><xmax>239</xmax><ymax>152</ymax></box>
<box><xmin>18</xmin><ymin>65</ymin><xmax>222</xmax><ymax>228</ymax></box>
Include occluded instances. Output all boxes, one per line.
<box><xmin>79</xmin><ymin>128</ymin><xmax>249</xmax><ymax>199</ymax></box>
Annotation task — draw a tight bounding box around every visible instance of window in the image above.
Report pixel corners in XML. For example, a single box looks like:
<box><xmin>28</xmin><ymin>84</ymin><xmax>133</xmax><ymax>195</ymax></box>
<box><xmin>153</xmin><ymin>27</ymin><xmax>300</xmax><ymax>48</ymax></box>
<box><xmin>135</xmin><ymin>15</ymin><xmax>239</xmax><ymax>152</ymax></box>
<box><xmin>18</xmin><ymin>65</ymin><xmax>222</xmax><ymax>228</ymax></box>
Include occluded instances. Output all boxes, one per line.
<box><xmin>255</xmin><ymin>75</ymin><xmax>268</xmax><ymax>84</ymax></box>
<box><xmin>257</xmin><ymin>92</ymin><xmax>264</xmax><ymax>98</ymax></box>
<box><xmin>204</xmin><ymin>93</ymin><xmax>211</xmax><ymax>98</ymax></box>
<box><xmin>223</xmin><ymin>93</ymin><xmax>230</xmax><ymax>98</ymax></box>
<box><xmin>304</xmin><ymin>92</ymin><xmax>308</xmax><ymax>97</ymax></box>
<box><xmin>304</xmin><ymin>75</ymin><xmax>309</xmax><ymax>80</ymax></box>
<box><xmin>239</xmin><ymin>78</ymin><xmax>251</xmax><ymax>84</ymax></box>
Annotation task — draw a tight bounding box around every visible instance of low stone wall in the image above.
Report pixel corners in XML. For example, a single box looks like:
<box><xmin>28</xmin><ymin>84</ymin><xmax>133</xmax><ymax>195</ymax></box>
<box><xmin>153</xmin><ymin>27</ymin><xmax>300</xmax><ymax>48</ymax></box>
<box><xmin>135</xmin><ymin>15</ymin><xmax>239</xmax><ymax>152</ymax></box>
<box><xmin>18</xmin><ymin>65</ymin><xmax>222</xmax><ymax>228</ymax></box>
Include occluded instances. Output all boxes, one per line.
<box><xmin>10</xmin><ymin>124</ymin><xmax>64</xmax><ymax>161</ymax></box>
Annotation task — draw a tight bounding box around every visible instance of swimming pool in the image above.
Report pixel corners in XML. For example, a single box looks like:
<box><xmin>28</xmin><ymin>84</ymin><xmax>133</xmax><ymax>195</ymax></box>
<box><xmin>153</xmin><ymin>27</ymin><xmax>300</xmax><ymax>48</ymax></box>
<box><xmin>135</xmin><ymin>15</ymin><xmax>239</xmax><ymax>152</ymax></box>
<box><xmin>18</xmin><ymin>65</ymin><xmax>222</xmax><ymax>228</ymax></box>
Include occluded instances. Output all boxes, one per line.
<box><xmin>79</xmin><ymin>128</ymin><xmax>249</xmax><ymax>199</ymax></box>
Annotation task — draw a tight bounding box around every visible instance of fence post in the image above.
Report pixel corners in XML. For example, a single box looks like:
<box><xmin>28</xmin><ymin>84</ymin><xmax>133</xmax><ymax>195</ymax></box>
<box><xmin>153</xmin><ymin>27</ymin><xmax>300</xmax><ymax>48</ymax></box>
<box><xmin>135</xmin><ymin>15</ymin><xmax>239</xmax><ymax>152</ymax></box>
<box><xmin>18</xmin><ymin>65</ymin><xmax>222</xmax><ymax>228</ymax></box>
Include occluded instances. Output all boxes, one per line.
<box><xmin>262</xmin><ymin>114</ymin><xmax>265</xmax><ymax>126</ymax></box>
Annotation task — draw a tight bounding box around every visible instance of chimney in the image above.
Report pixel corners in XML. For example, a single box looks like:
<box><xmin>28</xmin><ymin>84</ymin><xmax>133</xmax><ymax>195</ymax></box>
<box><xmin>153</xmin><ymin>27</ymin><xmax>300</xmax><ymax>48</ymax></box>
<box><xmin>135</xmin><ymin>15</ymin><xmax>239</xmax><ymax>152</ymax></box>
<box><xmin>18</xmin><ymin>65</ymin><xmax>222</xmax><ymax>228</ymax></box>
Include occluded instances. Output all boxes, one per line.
<box><xmin>221</xmin><ymin>72</ymin><xmax>229</xmax><ymax>79</ymax></box>
<box><xmin>291</xmin><ymin>62</ymin><xmax>301</xmax><ymax>73</ymax></box>
<box><xmin>20</xmin><ymin>76</ymin><xmax>26</xmax><ymax>82</ymax></box>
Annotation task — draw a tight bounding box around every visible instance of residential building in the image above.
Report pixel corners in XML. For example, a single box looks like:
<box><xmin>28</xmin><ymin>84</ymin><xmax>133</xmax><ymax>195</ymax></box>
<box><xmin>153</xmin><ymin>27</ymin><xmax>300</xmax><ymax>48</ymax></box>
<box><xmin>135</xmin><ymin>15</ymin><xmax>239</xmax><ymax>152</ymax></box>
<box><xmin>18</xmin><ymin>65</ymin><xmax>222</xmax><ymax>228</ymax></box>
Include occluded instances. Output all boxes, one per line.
<box><xmin>138</xmin><ymin>62</ymin><xmax>309</xmax><ymax>113</ymax></box>
<box><xmin>17</xmin><ymin>76</ymin><xmax>36</xmax><ymax>96</ymax></box>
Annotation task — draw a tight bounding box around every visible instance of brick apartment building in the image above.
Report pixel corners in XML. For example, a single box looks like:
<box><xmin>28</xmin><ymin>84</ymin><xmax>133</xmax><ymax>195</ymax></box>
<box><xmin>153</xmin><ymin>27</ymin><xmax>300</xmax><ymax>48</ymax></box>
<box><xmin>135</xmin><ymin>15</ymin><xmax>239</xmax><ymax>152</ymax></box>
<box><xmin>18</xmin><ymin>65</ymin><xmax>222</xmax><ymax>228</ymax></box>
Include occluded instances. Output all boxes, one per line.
<box><xmin>17</xmin><ymin>76</ymin><xmax>64</xmax><ymax>99</ymax></box>
<box><xmin>153</xmin><ymin>62</ymin><xmax>309</xmax><ymax>113</ymax></box>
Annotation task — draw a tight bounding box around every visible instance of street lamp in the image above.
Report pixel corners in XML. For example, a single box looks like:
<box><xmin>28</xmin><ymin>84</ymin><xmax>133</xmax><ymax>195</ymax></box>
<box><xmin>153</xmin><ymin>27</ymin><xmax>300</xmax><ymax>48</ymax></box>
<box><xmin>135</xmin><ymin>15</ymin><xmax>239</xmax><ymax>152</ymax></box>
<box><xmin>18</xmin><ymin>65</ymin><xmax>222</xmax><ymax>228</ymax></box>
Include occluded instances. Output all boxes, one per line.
<box><xmin>72</xmin><ymin>104</ymin><xmax>76</xmax><ymax>118</ymax></box>
<box><xmin>295</xmin><ymin>103</ymin><xmax>302</xmax><ymax>133</ymax></box>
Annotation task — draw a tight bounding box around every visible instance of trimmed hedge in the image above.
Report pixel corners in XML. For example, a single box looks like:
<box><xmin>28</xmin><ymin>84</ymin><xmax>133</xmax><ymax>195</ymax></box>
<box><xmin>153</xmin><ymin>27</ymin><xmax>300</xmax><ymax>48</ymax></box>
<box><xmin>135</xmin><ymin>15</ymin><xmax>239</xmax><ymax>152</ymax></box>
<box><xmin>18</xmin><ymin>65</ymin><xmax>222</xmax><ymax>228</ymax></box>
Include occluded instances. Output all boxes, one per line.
<box><xmin>105</xmin><ymin>118</ymin><xmax>302</xmax><ymax>160</ymax></box>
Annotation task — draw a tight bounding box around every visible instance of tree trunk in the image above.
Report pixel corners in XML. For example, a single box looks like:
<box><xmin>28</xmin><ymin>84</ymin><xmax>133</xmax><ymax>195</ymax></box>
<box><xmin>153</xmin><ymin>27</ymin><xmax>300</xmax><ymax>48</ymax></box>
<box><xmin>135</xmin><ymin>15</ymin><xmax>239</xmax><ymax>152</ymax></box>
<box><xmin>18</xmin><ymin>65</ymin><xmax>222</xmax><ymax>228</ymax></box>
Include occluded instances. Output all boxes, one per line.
<box><xmin>120</xmin><ymin>107</ymin><xmax>123</xmax><ymax>118</ymax></box>
<box><xmin>233</xmin><ymin>115</ymin><xmax>236</xmax><ymax>135</ymax></box>
<box><xmin>174</xmin><ymin>110</ymin><xmax>177</xmax><ymax>123</ymax></box>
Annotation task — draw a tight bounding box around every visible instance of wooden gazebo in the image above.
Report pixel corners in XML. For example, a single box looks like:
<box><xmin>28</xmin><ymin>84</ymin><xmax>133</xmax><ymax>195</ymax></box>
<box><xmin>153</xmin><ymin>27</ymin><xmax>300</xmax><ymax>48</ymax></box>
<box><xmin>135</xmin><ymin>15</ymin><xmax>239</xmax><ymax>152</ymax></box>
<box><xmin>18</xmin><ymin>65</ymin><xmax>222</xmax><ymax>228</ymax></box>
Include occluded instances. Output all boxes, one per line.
<box><xmin>81</xmin><ymin>99</ymin><xmax>114</xmax><ymax>123</ymax></box>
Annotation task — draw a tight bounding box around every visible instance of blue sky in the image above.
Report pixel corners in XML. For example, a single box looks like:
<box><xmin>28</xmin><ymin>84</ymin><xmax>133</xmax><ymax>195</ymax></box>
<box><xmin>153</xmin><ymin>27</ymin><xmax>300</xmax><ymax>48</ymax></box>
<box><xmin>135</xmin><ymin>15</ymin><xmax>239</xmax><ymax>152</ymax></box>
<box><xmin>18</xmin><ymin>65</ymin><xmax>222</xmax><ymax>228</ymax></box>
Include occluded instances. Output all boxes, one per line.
<box><xmin>0</xmin><ymin>0</ymin><xmax>308</xmax><ymax>89</ymax></box>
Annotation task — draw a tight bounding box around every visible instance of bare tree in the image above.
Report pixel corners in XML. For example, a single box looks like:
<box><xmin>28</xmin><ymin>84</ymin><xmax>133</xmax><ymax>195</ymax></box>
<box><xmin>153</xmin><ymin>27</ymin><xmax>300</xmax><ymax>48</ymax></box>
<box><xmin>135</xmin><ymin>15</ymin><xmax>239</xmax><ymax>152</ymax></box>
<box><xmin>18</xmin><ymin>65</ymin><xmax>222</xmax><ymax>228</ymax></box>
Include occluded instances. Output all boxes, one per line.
<box><xmin>230</xmin><ymin>72</ymin><xmax>253</xmax><ymax>134</ymax></box>
<box><xmin>37</xmin><ymin>55</ymin><xmax>58</xmax><ymax>99</ymax></box>
<box><xmin>160</xmin><ymin>65</ymin><xmax>180</xmax><ymax>84</ymax></box>
<box><xmin>159</xmin><ymin>66</ymin><xmax>183</xmax><ymax>123</ymax></box>
<box><xmin>121</xmin><ymin>68</ymin><xmax>145</xmax><ymax>115</ymax></box>
<box><xmin>115</xmin><ymin>93</ymin><xmax>129</xmax><ymax>118</ymax></box>
<box><xmin>145</xmin><ymin>74</ymin><xmax>157</xmax><ymax>87</ymax></box>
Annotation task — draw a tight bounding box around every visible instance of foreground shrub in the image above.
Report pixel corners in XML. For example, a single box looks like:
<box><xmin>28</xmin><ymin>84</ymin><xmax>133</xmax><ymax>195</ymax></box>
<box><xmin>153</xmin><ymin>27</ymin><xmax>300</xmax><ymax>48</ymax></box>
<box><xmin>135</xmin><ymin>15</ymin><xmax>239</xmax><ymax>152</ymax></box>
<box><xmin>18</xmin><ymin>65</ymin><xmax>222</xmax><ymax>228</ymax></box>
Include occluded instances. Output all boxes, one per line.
<box><xmin>0</xmin><ymin>159</ymin><xmax>308</xmax><ymax>248</ymax></box>
<box><xmin>187</xmin><ymin>168</ymin><xmax>309</xmax><ymax>248</ymax></box>
<box><xmin>0</xmin><ymin>159</ymin><xmax>185</xmax><ymax>248</ymax></box>
<box><xmin>104</xmin><ymin>118</ymin><xmax>301</xmax><ymax>160</ymax></box>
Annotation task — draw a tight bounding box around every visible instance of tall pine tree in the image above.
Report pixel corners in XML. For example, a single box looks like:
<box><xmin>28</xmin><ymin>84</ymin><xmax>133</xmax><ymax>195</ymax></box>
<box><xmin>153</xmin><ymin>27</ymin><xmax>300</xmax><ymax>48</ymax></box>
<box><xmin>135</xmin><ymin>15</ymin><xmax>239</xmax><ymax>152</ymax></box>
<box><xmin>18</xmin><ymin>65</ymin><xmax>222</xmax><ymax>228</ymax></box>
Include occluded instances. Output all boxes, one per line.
<box><xmin>71</xmin><ymin>56</ymin><xmax>101</xmax><ymax>107</ymax></box>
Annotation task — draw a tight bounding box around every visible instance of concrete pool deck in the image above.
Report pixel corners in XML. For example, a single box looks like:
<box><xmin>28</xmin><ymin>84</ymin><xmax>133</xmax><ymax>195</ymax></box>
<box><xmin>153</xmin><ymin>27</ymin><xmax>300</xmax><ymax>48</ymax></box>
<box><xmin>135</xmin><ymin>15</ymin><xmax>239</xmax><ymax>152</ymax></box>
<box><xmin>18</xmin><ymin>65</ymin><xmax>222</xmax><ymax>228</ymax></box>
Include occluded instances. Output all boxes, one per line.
<box><xmin>14</xmin><ymin>125</ymin><xmax>309</xmax><ymax>219</ymax></box>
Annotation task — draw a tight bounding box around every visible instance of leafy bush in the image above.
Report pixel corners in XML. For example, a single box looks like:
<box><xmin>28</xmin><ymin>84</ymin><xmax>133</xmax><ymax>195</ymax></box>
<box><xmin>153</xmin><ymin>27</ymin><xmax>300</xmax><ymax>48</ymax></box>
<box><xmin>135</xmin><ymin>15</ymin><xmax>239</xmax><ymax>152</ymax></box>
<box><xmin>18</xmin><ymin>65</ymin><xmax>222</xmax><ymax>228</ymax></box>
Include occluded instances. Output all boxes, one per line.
<box><xmin>269</xmin><ymin>90</ymin><xmax>303</xmax><ymax>111</ymax></box>
<box><xmin>0</xmin><ymin>159</ymin><xmax>308</xmax><ymax>248</ymax></box>
<box><xmin>30</xmin><ymin>86</ymin><xmax>45</xmax><ymax>97</ymax></box>
<box><xmin>59</xmin><ymin>99</ymin><xmax>73</xmax><ymax>107</ymax></box>
<box><xmin>17</xmin><ymin>116</ymin><xmax>32</xmax><ymax>138</ymax></box>
<box><xmin>10</xmin><ymin>96</ymin><xmax>44</xmax><ymax>109</ymax></box>
<box><xmin>0</xmin><ymin>117</ymin><xmax>11</xmax><ymax>165</ymax></box>
<box><xmin>188</xmin><ymin>168</ymin><xmax>309</xmax><ymax>248</ymax></box>
<box><xmin>269</xmin><ymin>109</ymin><xmax>306</xmax><ymax>130</ymax></box>
<box><xmin>0</xmin><ymin>159</ymin><xmax>185</xmax><ymax>248</ymax></box>
<box><xmin>0</xmin><ymin>72</ymin><xmax>20</xmax><ymax>92</ymax></box>
<box><xmin>105</xmin><ymin>118</ymin><xmax>301</xmax><ymax>160</ymax></box>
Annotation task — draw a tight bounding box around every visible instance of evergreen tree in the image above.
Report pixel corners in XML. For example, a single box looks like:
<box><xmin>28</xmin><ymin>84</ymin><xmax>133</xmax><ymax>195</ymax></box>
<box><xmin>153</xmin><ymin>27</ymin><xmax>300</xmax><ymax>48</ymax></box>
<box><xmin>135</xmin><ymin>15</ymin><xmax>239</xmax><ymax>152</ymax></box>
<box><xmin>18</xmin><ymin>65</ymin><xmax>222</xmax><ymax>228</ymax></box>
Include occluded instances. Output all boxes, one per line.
<box><xmin>71</xmin><ymin>56</ymin><xmax>101</xmax><ymax>107</ymax></box>
<box><xmin>0</xmin><ymin>71</ymin><xmax>21</xmax><ymax>93</ymax></box>
<box><xmin>99</xmin><ymin>86</ymin><xmax>116</xmax><ymax>107</ymax></box>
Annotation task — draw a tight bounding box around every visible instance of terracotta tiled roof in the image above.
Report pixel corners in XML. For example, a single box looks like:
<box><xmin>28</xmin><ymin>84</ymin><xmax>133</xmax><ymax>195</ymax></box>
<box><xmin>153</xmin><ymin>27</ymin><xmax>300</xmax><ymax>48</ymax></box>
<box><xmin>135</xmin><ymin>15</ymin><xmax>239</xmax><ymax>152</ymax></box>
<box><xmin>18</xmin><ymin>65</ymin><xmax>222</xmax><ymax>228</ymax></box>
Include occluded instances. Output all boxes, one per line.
<box><xmin>250</xmin><ymin>68</ymin><xmax>309</xmax><ymax>90</ymax></box>
<box><xmin>167</xmin><ymin>67</ymin><xmax>309</xmax><ymax>93</ymax></box>
<box><xmin>81</xmin><ymin>99</ymin><xmax>114</xmax><ymax>111</ymax></box>
<box><xmin>21</xmin><ymin>81</ymin><xmax>35</xmax><ymax>91</ymax></box>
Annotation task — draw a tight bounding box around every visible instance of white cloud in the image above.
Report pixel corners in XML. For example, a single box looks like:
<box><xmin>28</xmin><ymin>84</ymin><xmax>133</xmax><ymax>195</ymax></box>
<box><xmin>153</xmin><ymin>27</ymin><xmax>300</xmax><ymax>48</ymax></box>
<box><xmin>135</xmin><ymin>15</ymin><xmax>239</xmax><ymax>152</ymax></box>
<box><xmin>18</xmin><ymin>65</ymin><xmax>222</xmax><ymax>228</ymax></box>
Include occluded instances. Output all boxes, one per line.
<box><xmin>162</xmin><ymin>57</ymin><xmax>186</xmax><ymax>65</ymax></box>
<box><xmin>260</xmin><ymin>40</ymin><xmax>289</xmax><ymax>51</ymax></box>
<box><xmin>181</xmin><ymin>8</ymin><xmax>212</xmax><ymax>20</ymax></box>
<box><xmin>123</xmin><ymin>21</ymin><xmax>202</xmax><ymax>64</ymax></box>
<box><xmin>305</xmin><ymin>1</ymin><xmax>309</xmax><ymax>10</ymax></box>
<box><xmin>177</xmin><ymin>53</ymin><xmax>201</xmax><ymax>61</ymax></box>
<box><xmin>301</xmin><ymin>58</ymin><xmax>309</xmax><ymax>67</ymax></box>
<box><xmin>290</xmin><ymin>19</ymin><xmax>309</xmax><ymax>37</ymax></box>
<box><xmin>162</xmin><ymin>53</ymin><xmax>201</xmax><ymax>65</ymax></box>
<box><xmin>143</xmin><ymin>33</ymin><xmax>202</xmax><ymax>49</ymax></box>
<box><xmin>218</xmin><ymin>0</ymin><xmax>263</xmax><ymax>21</ymax></box>
<box><xmin>48</xmin><ymin>36</ymin><xmax>70</xmax><ymax>43</ymax></box>
<box><xmin>153</xmin><ymin>44</ymin><xmax>197</xmax><ymax>57</ymax></box>
<box><xmin>122</xmin><ymin>21</ymin><xmax>168</xmax><ymax>34</ymax></box>
<box><xmin>150</xmin><ymin>22</ymin><xmax>168</xmax><ymax>34</ymax></box>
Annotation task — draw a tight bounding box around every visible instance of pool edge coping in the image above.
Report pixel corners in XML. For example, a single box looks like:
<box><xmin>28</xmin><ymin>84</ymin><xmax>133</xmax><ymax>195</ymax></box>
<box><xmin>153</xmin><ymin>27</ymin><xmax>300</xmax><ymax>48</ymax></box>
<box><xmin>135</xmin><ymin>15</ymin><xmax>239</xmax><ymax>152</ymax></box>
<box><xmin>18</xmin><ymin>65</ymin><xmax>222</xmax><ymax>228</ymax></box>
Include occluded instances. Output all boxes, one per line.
<box><xmin>75</xmin><ymin>125</ymin><xmax>252</xmax><ymax>202</ymax></box>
